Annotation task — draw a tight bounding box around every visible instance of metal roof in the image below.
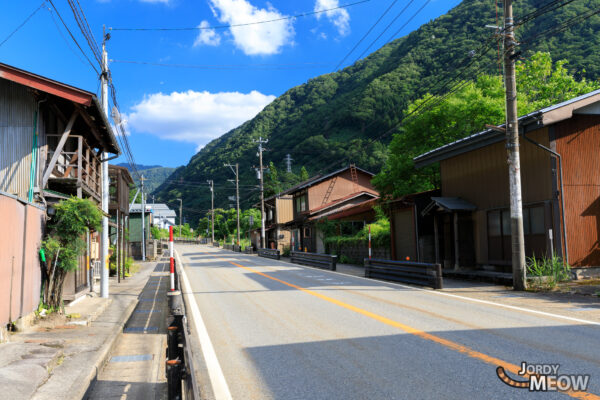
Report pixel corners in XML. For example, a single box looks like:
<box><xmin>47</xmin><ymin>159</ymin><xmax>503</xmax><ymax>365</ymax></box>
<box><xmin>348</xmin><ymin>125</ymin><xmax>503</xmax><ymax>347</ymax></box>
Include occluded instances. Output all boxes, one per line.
<box><xmin>414</xmin><ymin>88</ymin><xmax>600</xmax><ymax>168</ymax></box>
<box><xmin>0</xmin><ymin>62</ymin><xmax>120</xmax><ymax>154</ymax></box>
<box><xmin>422</xmin><ymin>197</ymin><xmax>476</xmax><ymax>215</ymax></box>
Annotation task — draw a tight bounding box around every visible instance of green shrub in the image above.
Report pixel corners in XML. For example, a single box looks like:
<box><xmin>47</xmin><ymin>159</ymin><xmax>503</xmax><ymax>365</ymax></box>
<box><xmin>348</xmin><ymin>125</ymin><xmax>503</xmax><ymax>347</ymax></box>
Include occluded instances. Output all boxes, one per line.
<box><xmin>526</xmin><ymin>253</ymin><xmax>571</xmax><ymax>289</ymax></box>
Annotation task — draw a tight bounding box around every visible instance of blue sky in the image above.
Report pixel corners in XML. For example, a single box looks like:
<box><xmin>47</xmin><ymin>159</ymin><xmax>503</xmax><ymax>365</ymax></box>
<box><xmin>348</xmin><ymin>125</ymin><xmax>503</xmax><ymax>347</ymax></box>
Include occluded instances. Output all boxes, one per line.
<box><xmin>1</xmin><ymin>0</ymin><xmax>461</xmax><ymax>168</ymax></box>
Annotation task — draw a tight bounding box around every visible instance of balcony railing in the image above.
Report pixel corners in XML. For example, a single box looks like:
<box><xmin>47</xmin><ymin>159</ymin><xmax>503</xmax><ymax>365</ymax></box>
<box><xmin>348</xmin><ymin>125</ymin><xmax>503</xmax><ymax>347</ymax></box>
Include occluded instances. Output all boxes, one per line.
<box><xmin>46</xmin><ymin>134</ymin><xmax>102</xmax><ymax>200</ymax></box>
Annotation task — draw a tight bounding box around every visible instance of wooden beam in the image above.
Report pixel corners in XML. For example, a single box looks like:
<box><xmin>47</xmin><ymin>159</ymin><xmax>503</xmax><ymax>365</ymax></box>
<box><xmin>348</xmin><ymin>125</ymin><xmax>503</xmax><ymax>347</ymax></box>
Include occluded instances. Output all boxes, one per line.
<box><xmin>42</xmin><ymin>110</ymin><xmax>79</xmax><ymax>187</ymax></box>
<box><xmin>74</xmin><ymin>104</ymin><xmax>105</xmax><ymax>150</ymax></box>
<box><xmin>63</xmin><ymin>152</ymin><xmax>79</xmax><ymax>178</ymax></box>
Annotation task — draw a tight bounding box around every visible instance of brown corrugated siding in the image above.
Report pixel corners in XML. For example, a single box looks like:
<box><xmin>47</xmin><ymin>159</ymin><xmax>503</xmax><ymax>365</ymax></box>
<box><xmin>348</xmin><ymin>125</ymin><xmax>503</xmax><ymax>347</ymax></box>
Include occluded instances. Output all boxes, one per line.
<box><xmin>0</xmin><ymin>194</ymin><xmax>44</xmax><ymax>325</ymax></box>
<box><xmin>441</xmin><ymin>128</ymin><xmax>552</xmax><ymax>208</ymax></box>
<box><xmin>308</xmin><ymin>170</ymin><xmax>377</xmax><ymax>209</ymax></box>
<box><xmin>440</xmin><ymin>128</ymin><xmax>552</xmax><ymax>266</ymax></box>
<box><xmin>555</xmin><ymin>114</ymin><xmax>600</xmax><ymax>267</ymax></box>
<box><xmin>276</xmin><ymin>197</ymin><xmax>293</xmax><ymax>224</ymax></box>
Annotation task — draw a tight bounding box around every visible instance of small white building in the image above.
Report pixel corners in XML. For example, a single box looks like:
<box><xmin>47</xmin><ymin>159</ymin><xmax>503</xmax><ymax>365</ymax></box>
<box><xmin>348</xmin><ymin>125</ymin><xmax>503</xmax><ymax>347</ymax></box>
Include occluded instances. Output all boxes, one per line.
<box><xmin>151</xmin><ymin>203</ymin><xmax>176</xmax><ymax>229</ymax></box>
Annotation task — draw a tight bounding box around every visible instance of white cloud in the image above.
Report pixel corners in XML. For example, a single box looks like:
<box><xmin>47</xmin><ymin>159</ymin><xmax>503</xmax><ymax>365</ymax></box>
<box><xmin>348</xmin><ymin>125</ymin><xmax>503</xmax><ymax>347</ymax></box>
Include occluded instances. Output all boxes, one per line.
<box><xmin>208</xmin><ymin>0</ymin><xmax>294</xmax><ymax>55</ymax></box>
<box><xmin>127</xmin><ymin>90</ymin><xmax>276</xmax><ymax>147</ymax></box>
<box><xmin>314</xmin><ymin>0</ymin><xmax>350</xmax><ymax>36</ymax></box>
<box><xmin>194</xmin><ymin>21</ymin><xmax>221</xmax><ymax>47</ymax></box>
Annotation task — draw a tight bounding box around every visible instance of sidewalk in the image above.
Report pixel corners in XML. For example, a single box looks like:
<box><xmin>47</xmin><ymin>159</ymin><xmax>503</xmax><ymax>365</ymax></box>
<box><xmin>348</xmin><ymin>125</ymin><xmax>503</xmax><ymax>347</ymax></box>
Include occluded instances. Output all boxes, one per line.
<box><xmin>0</xmin><ymin>260</ymin><xmax>158</xmax><ymax>400</ymax></box>
<box><xmin>277</xmin><ymin>254</ymin><xmax>600</xmax><ymax>323</ymax></box>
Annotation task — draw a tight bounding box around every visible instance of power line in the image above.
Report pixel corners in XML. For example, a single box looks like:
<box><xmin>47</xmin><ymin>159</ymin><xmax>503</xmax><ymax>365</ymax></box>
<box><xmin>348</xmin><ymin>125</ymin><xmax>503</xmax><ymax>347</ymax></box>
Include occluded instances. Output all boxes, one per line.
<box><xmin>47</xmin><ymin>5</ymin><xmax>89</xmax><ymax>67</ymax></box>
<box><xmin>0</xmin><ymin>2</ymin><xmax>46</xmax><ymax>49</ymax></box>
<box><xmin>46</xmin><ymin>0</ymin><xmax>100</xmax><ymax>74</ymax></box>
<box><xmin>353</xmin><ymin>0</ymin><xmax>416</xmax><ymax>63</ymax></box>
<box><xmin>109</xmin><ymin>59</ymin><xmax>330</xmax><ymax>70</ymax></box>
<box><xmin>66</xmin><ymin>0</ymin><xmax>102</xmax><ymax>64</ymax></box>
<box><xmin>518</xmin><ymin>5</ymin><xmax>600</xmax><ymax>51</ymax></box>
<box><xmin>110</xmin><ymin>0</ymin><xmax>370</xmax><ymax>31</ymax></box>
<box><xmin>335</xmin><ymin>0</ymin><xmax>400</xmax><ymax>70</ymax></box>
<box><xmin>384</xmin><ymin>0</ymin><xmax>432</xmax><ymax>45</ymax></box>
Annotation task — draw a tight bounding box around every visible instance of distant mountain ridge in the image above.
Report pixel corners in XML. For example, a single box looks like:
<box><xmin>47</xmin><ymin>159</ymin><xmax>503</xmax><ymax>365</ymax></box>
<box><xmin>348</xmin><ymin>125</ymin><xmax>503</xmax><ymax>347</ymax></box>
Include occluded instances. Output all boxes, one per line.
<box><xmin>116</xmin><ymin>163</ymin><xmax>164</xmax><ymax>171</ymax></box>
<box><xmin>117</xmin><ymin>163</ymin><xmax>177</xmax><ymax>194</ymax></box>
<box><xmin>153</xmin><ymin>0</ymin><xmax>600</xmax><ymax>225</ymax></box>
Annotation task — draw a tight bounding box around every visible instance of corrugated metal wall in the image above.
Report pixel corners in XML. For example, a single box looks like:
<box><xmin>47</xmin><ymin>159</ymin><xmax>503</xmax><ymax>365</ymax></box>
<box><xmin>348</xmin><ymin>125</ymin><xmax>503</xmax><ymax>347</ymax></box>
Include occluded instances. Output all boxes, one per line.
<box><xmin>440</xmin><ymin>128</ymin><xmax>552</xmax><ymax>208</ymax></box>
<box><xmin>555</xmin><ymin>114</ymin><xmax>600</xmax><ymax>267</ymax></box>
<box><xmin>276</xmin><ymin>197</ymin><xmax>293</xmax><ymax>224</ymax></box>
<box><xmin>0</xmin><ymin>193</ymin><xmax>44</xmax><ymax>325</ymax></box>
<box><xmin>0</xmin><ymin>80</ymin><xmax>37</xmax><ymax>200</ymax></box>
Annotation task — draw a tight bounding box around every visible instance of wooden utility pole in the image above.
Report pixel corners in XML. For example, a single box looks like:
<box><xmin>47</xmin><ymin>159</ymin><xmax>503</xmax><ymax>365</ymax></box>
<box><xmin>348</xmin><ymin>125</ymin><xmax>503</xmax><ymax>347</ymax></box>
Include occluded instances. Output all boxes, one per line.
<box><xmin>207</xmin><ymin>180</ymin><xmax>214</xmax><ymax>242</ymax></box>
<box><xmin>100</xmin><ymin>27</ymin><xmax>110</xmax><ymax>298</ymax></box>
<box><xmin>503</xmin><ymin>0</ymin><xmax>526</xmax><ymax>290</ymax></box>
<box><xmin>225</xmin><ymin>163</ymin><xmax>241</xmax><ymax>245</ymax></box>
<box><xmin>254</xmin><ymin>137</ymin><xmax>268</xmax><ymax>248</ymax></box>
<box><xmin>141</xmin><ymin>175</ymin><xmax>147</xmax><ymax>261</ymax></box>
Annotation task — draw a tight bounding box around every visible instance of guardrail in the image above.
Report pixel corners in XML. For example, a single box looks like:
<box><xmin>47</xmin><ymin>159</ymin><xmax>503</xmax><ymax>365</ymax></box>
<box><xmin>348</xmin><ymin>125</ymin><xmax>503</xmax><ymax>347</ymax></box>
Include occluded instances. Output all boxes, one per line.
<box><xmin>258</xmin><ymin>248</ymin><xmax>280</xmax><ymax>260</ymax></box>
<box><xmin>212</xmin><ymin>241</ymin><xmax>220</xmax><ymax>247</ymax></box>
<box><xmin>364</xmin><ymin>258</ymin><xmax>443</xmax><ymax>289</ymax></box>
<box><xmin>290</xmin><ymin>251</ymin><xmax>337</xmax><ymax>271</ymax></box>
<box><xmin>223</xmin><ymin>244</ymin><xmax>233</xmax><ymax>251</ymax></box>
<box><xmin>166</xmin><ymin>258</ymin><xmax>200</xmax><ymax>400</ymax></box>
<box><xmin>233</xmin><ymin>245</ymin><xmax>241</xmax><ymax>252</ymax></box>
<box><xmin>244</xmin><ymin>247</ymin><xmax>253</xmax><ymax>254</ymax></box>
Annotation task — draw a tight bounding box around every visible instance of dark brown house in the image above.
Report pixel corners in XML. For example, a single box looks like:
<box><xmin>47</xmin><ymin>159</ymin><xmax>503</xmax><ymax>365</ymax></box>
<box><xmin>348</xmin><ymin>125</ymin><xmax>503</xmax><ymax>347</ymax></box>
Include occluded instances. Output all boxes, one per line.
<box><xmin>283</xmin><ymin>165</ymin><xmax>379</xmax><ymax>252</ymax></box>
<box><xmin>411</xmin><ymin>89</ymin><xmax>600</xmax><ymax>278</ymax></box>
<box><xmin>109</xmin><ymin>165</ymin><xmax>133</xmax><ymax>279</ymax></box>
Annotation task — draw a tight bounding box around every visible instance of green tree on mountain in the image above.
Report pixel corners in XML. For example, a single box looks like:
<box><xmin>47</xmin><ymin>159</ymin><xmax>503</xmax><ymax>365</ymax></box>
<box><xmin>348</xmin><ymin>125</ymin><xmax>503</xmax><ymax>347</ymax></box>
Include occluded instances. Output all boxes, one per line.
<box><xmin>374</xmin><ymin>52</ymin><xmax>600</xmax><ymax>198</ymax></box>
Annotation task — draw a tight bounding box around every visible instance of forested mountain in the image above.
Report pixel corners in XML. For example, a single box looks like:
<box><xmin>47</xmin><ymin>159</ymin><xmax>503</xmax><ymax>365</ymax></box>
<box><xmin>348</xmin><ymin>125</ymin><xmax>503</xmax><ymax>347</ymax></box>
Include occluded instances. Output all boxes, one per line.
<box><xmin>153</xmin><ymin>0</ymin><xmax>600</xmax><ymax>225</ymax></box>
<box><xmin>117</xmin><ymin>163</ymin><xmax>176</xmax><ymax>194</ymax></box>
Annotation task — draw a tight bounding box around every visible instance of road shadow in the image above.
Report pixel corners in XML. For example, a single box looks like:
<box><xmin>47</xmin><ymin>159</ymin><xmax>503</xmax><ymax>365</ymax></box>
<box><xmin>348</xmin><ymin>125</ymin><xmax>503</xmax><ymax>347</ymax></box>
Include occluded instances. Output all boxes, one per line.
<box><xmin>242</xmin><ymin>327</ymin><xmax>600</xmax><ymax>400</ymax></box>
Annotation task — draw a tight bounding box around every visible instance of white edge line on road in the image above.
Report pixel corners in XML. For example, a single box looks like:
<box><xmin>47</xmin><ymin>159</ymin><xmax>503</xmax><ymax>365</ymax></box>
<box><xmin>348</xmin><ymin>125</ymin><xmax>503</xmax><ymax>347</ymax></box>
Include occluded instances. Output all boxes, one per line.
<box><xmin>216</xmin><ymin>247</ymin><xmax>600</xmax><ymax>327</ymax></box>
<box><xmin>175</xmin><ymin>249</ymin><xmax>233</xmax><ymax>400</ymax></box>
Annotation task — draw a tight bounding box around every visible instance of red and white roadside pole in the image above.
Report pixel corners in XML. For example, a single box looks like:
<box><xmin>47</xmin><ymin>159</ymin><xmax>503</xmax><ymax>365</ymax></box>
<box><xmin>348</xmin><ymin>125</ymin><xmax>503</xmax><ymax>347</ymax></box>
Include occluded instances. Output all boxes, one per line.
<box><xmin>169</xmin><ymin>226</ymin><xmax>175</xmax><ymax>291</ymax></box>
<box><xmin>368</xmin><ymin>225</ymin><xmax>372</xmax><ymax>260</ymax></box>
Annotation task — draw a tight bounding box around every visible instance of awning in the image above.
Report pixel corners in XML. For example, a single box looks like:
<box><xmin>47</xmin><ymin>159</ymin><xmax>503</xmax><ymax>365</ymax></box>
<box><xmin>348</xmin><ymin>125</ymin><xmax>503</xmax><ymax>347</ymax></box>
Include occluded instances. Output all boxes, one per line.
<box><xmin>422</xmin><ymin>197</ymin><xmax>476</xmax><ymax>216</ymax></box>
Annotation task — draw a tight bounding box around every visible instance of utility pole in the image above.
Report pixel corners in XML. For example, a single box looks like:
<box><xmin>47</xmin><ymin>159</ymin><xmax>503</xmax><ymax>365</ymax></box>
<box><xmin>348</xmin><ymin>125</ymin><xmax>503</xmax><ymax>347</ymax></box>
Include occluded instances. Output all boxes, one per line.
<box><xmin>207</xmin><ymin>180</ymin><xmax>214</xmax><ymax>242</ymax></box>
<box><xmin>254</xmin><ymin>137</ymin><xmax>268</xmax><ymax>248</ymax></box>
<box><xmin>285</xmin><ymin>154</ymin><xmax>293</xmax><ymax>173</ymax></box>
<box><xmin>225</xmin><ymin>163</ymin><xmax>241</xmax><ymax>245</ymax></box>
<box><xmin>177</xmin><ymin>198</ymin><xmax>182</xmax><ymax>237</ymax></box>
<box><xmin>100</xmin><ymin>27</ymin><xmax>110</xmax><ymax>299</ymax></box>
<box><xmin>141</xmin><ymin>175</ymin><xmax>147</xmax><ymax>261</ymax></box>
<box><xmin>503</xmin><ymin>0</ymin><xmax>526</xmax><ymax>290</ymax></box>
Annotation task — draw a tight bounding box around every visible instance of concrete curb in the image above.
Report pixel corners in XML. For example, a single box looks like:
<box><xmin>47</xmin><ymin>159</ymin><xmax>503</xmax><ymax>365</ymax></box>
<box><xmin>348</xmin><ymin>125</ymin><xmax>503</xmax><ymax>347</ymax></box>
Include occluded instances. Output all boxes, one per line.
<box><xmin>74</xmin><ymin>298</ymin><xmax>139</xmax><ymax>400</ymax></box>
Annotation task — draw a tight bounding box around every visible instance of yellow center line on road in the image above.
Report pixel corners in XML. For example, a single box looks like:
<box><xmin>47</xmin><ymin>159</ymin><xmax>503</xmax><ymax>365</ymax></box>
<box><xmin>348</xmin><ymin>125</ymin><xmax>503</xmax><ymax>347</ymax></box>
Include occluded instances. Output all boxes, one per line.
<box><xmin>203</xmin><ymin>251</ymin><xmax>598</xmax><ymax>400</ymax></box>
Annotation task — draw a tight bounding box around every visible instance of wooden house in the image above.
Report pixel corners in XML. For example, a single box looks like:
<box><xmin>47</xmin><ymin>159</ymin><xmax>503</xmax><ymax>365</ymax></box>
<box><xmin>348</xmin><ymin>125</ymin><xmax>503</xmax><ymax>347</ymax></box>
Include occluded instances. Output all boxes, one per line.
<box><xmin>258</xmin><ymin>194</ymin><xmax>293</xmax><ymax>251</ymax></box>
<box><xmin>282</xmin><ymin>165</ymin><xmax>378</xmax><ymax>252</ymax></box>
<box><xmin>0</xmin><ymin>62</ymin><xmax>120</xmax><ymax>301</ymax></box>
<box><xmin>109</xmin><ymin>165</ymin><xmax>133</xmax><ymax>279</ymax></box>
<box><xmin>411</xmin><ymin>89</ymin><xmax>600</xmax><ymax>278</ymax></box>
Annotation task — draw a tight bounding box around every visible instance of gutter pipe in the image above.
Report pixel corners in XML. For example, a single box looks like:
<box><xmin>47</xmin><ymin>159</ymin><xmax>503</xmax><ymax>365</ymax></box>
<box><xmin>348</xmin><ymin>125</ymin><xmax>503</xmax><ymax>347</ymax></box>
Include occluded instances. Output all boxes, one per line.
<box><xmin>521</xmin><ymin>125</ymin><xmax>569</xmax><ymax>265</ymax></box>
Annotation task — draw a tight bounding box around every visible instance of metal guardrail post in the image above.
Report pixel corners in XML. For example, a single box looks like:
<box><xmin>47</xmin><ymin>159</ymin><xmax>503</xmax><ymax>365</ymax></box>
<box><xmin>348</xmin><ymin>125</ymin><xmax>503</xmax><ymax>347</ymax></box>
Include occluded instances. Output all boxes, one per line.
<box><xmin>166</xmin><ymin>359</ymin><xmax>183</xmax><ymax>400</ymax></box>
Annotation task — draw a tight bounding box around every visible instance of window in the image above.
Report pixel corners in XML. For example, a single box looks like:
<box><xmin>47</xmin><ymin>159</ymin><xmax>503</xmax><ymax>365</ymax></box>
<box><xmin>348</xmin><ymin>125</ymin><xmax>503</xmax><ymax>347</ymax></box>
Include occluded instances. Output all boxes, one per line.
<box><xmin>295</xmin><ymin>194</ymin><xmax>307</xmax><ymax>212</ymax></box>
<box><xmin>487</xmin><ymin>204</ymin><xmax>547</xmax><ymax>262</ymax></box>
<box><xmin>268</xmin><ymin>209</ymin><xmax>273</xmax><ymax>221</ymax></box>
<box><xmin>304</xmin><ymin>227</ymin><xmax>311</xmax><ymax>237</ymax></box>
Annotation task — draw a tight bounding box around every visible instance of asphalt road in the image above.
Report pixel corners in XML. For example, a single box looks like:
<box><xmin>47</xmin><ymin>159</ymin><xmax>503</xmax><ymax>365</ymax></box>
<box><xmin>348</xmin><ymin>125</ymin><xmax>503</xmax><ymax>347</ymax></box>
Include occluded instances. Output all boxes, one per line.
<box><xmin>176</xmin><ymin>245</ymin><xmax>600</xmax><ymax>400</ymax></box>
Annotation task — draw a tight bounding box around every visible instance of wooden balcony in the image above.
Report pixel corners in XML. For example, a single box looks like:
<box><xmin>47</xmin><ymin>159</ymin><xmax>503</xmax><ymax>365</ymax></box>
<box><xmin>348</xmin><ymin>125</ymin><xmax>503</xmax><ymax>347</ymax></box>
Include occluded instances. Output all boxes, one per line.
<box><xmin>46</xmin><ymin>134</ymin><xmax>102</xmax><ymax>201</ymax></box>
